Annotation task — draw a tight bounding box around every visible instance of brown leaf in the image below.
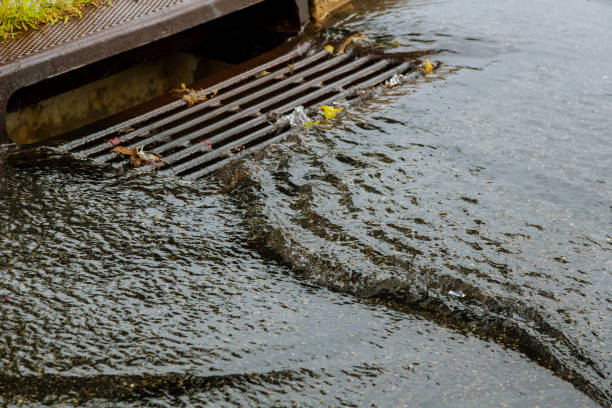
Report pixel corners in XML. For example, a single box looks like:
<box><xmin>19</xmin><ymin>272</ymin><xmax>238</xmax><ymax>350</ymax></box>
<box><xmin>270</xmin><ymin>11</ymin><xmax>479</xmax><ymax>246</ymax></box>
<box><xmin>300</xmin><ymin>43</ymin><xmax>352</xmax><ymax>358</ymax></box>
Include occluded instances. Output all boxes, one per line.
<box><xmin>135</xmin><ymin>147</ymin><xmax>163</xmax><ymax>163</ymax></box>
<box><xmin>111</xmin><ymin>146</ymin><xmax>137</xmax><ymax>156</ymax></box>
<box><xmin>182</xmin><ymin>91</ymin><xmax>207</xmax><ymax>106</ymax></box>
<box><xmin>110</xmin><ymin>146</ymin><xmax>164</xmax><ymax>168</ymax></box>
<box><xmin>337</xmin><ymin>34</ymin><xmax>364</xmax><ymax>55</ymax></box>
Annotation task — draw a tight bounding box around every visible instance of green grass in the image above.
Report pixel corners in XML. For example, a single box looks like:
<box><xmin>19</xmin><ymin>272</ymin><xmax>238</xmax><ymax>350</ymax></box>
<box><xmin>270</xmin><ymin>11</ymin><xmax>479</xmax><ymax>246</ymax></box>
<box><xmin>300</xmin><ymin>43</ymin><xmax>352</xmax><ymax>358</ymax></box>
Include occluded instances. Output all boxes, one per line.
<box><xmin>0</xmin><ymin>0</ymin><xmax>107</xmax><ymax>41</ymax></box>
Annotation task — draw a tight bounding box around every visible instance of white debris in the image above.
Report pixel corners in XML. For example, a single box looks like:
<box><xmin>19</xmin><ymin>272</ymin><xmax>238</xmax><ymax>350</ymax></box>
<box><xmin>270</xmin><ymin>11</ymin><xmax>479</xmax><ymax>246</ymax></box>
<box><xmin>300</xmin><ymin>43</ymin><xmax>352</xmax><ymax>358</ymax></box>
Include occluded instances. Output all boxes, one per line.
<box><xmin>275</xmin><ymin>106</ymin><xmax>312</xmax><ymax>128</ymax></box>
<box><xmin>384</xmin><ymin>70</ymin><xmax>426</xmax><ymax>88</ymax></box>
<box><xmin>384</xmin><ymin>73</ymin><xmax>405</xmax><ymax>88</ymax></box>
<box><xmin>448</xmin><ymin>290</ymin><xmax>465</xmax><ymax>298</ymax></box>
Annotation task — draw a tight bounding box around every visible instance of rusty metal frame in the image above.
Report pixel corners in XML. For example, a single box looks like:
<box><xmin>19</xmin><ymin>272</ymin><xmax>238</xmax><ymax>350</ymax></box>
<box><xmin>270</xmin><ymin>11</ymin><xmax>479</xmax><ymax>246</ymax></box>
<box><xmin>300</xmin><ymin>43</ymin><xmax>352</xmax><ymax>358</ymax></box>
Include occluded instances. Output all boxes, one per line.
<box><xmin>0</xmin><ymin>0</ymin><xmax>309</xmax><ymax>144</ymax></box>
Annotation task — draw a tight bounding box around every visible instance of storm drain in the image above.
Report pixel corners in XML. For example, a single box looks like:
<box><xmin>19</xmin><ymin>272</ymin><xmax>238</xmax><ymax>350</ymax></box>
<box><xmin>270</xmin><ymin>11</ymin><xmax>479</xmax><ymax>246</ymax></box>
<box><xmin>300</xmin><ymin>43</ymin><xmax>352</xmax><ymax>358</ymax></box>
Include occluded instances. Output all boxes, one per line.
<box><xmin>59</xmin><ymin>43</ymin><xmax>418</xmax><ymax>180</ymax></box>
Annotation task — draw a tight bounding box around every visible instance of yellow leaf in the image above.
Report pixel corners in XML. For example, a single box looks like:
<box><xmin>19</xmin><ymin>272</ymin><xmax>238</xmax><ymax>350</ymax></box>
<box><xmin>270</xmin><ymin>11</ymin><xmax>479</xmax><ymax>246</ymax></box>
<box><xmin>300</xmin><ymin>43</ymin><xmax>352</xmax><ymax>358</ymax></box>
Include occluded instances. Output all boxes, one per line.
<box><xmin>425</xmin><ymin>58</ymin><xmax>434</xmax><ymax>74</ymax></box>
<box><xmin>324</xmin><ymin>45</ymin><xmax>334</xmax><ymax>54</ymax></box>
<box><xmin>304</xmin><ymin>120</ymin><xmax>320</xmax><ymax>129</ymax></box>
<box><xmin>320</xmin><ymin>105</ymin><xmax>343</xmax><ymax>119</ymax></box>
<box><xmin>258</xmin><ymin>70</ymin><xmax>271</xmax><ymax>77</ymax></box>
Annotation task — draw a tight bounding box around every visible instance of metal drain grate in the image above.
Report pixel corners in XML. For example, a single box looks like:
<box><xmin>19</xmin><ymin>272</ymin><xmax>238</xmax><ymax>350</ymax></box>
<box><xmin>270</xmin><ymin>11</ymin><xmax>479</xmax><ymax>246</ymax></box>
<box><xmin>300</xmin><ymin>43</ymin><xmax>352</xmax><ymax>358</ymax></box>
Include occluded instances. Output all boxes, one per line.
<box><xmin>59</xmin><ymin>44</ymin><xmax>417</xmax><ymax>180</ymax></box>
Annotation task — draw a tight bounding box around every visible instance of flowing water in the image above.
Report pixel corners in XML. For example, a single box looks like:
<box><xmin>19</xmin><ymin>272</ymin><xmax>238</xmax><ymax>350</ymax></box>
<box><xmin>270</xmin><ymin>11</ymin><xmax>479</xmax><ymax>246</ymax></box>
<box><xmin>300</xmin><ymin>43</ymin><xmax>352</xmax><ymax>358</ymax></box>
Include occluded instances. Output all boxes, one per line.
<box><xmin>1</xmin><ymin>0</ymin><xmax>610</xmax><ymax>406</ymax></box>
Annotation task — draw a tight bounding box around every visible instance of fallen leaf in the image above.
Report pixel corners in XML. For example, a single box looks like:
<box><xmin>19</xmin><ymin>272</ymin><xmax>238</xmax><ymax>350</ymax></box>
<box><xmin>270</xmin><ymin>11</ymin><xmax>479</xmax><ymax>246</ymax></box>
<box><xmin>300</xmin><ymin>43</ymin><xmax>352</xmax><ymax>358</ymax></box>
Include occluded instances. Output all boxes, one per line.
<box><xmin>425</xmin><ymin>58</ymin><xmax>434</xmax><ymax>74</ymax></box>
<box><xmin>111</xmin><ymin>146</ymin><xmax>136</xmax><ymax>156</ymax></box>
<box><xmin>172</xmin><ymin>83</ymin><xmax>211</xmax><ymax>106</ymax></box>
<box><xmin>324</xmin><ymin>44</ymin><xmax>334</xmax><ymax>54</ymax></box>
<box><xmin>258</xmin><ymin>70</ymin><xmax>271</xmax><ymax>77</ymax></box>
<box><xmin>320</xmin><ymin>105</ymin><xmax>344</xmax><ymax>119</ymax></box>
<box><xmin>304</xmin><ymin>120</ymin><xmax>320</xmax><ymax>129</ymax></box>
<box><xmin>183</xmin><ymin>92</ymin><xmax>207</xmax><ymax>106</ymax></box>
<box><xmin>135</xmin><ymin>147</ymin><xmax>163</xmax><ymax>163</ymax></box>
<box><xmin>111</xmin><ymin>146</ymin><xmax>164</xmax><ymax>168</ymax></box>
<box><xmin>108</xmin><ymin>136</ymin><xmax>121</xmax><ymax>146</ymax></box>
<box><xmin>183</xmin><ymin>94</ymin><xmax>196</xmax><ymax>106</ymax></box>
<box><xmin>337</xmin><ymin>34</ymin><xmax>363</xmax><ymax>55</ymax></box>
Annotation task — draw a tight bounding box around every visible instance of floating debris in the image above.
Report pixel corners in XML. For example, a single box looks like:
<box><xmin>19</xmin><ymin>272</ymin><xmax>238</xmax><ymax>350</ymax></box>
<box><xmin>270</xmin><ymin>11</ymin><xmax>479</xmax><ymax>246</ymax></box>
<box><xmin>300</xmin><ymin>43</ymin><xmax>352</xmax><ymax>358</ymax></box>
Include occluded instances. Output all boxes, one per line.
<box><xmin>110</xmin><ymin>146</ymin><xmax>164</xmax><ymax>168</ymax></box>
<box><xmin>108</xmin><ymin>136</ymin><xmax>121</xmax><ymax>146</ymax></box>
<box><xmin>276</xmin><ymin>105</ymin><xmax>312</xmax><ymax>128</ymax></box>
<box><xmin>384</xmin><ymin>73</ymin><xmax>404</xmax><ymax>88</ymax></box>
<box><xmin>275</xmin><ymin>105</ymin><xmax>343</xmax><ymax>129</ymax></box>
<box><xmin>320</xmin><ymin>105</ymin><xmax>343</xmax><ymax>119</ymax></box>
<box><xmin>448</xmin><ymin>290</ymin><xmax>465</xmax><ymax>298</ymax></box>
<box><xmin>337</xmin><ymin>34</ymin><xmax>364</xmax><ymax>55</ymax></box>
<box><xmin>304</xmin><ymin>120</ymin><xmax>320</xmax><ymax>129</ymax></box>
<box><xmin>425</xmin><ymin>58</ymin><xmax>434</xmax><ymax>74</ymax></box>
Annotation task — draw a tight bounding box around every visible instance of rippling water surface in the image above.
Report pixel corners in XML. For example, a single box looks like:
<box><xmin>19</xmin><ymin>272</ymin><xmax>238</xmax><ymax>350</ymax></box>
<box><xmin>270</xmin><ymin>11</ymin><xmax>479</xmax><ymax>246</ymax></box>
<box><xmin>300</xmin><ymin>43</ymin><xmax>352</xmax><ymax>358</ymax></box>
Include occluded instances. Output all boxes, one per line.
<box><xmin>1</xmin><ymin>0</ymin><xmax>610</xmax><ymax>406</ymax></box>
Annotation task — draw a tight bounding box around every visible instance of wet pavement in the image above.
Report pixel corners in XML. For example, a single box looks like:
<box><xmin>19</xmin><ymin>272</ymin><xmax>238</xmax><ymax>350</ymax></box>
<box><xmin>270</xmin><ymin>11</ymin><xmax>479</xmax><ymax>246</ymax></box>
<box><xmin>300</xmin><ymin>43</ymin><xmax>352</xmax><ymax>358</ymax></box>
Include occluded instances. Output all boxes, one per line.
<box><xmin>1</xmin><ymin>0</ymin><xmax>610</xmax><ymax>406</ymax></box>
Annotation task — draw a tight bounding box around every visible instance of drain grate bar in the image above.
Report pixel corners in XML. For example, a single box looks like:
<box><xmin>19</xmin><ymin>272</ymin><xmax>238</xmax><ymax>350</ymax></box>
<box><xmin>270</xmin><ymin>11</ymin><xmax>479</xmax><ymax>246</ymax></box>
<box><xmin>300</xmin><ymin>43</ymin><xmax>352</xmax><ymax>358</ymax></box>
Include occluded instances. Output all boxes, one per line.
<box><xmin>168</xmin><ymin>60</ymin><xmax>414</xmax><ymax>179</ymax></box>
<box><xmin>59</xmin><ymin>44</ymin><xmax>419</xmax><ymax>179</ymax></box>
<box><xmin>62</xmin><ymin>44</ymin><xmax>312</xmax><ymax>153</ymax></box>
<box><xmin>95</xmin><ymin>52</ymin><xmax>361</xmax><ymax>164</ymax></box>
<box><xmin>159</xmin><ymin>58</ymin><xmax>393</xmax><ymax>174</ymax></box>
<box><xmin>88</xmin><ymin>50</ymin><xmax>352</xmax><ymax>162</ymax></box>
<box><xmin>144</xmin><ymin>56</ymin><xmax>375</xmax><ymax>156</ymax></box>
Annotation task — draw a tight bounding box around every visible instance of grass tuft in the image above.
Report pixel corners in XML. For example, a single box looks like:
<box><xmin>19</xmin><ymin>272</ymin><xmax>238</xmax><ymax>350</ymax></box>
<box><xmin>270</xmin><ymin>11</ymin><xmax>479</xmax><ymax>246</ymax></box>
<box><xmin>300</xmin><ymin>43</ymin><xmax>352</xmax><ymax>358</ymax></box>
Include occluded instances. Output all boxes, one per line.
<box><xmin>0</xmin><ymin>0</ymin><xmax>109</xmax><ymax>41</ymax></box>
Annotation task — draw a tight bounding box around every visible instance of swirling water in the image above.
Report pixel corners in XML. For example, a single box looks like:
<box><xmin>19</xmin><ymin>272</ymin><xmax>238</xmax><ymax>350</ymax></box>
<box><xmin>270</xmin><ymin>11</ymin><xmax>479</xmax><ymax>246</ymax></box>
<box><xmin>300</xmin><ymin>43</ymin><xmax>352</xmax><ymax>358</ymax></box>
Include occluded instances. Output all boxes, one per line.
<box><xmin>1</xmin><ymin>0</ymin><xmax>610</xmax><ymax>406</ymax></box>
